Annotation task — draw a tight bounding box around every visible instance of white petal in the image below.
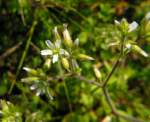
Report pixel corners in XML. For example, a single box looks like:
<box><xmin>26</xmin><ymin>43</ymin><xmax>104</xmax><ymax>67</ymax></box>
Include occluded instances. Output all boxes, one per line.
<box><xmin>126</xmin><ymin>43</ymin><xmax>131</xmax><ymax>49</ymax></box>
<box><xmin>74</xmin><ymin>38</ymin><xmax>79</xmax><ymax>46</ymax></box>
<box><xmin>30</xmin><ymin>85</ymin><xmax>37</xmax><ymax>90</ymax></box>
<box><xmin>141</xmin><ymin>51</ymin><xmax>148</xmax><ymax>57</ymax></box>
<box><xmin>36</xmin><ymin>90</ymin><xmax>41</xmax><ymax>96</ymax></box>
<box><xmin>23</xmin><ymin>67</ymin><xmax>31</xmax><ymax>72</ymax></box>
<box><xmin>0</xmin><ymin>111</ymin><xmax>3</xmax><ymax>114</ymax></box>
<box><xmin>55</xmin><ymin>40</ymin><xmax>61</xmax><ymax>48</ymax></box>
<box><xmin>45</xmin><ymin>40</ymin><xmax>54</xmax><ymax>49</ymax></box>
<box><xmin>40</xmin><ymin>49</ymin><xmax>53</xmax><ymax>56</ymax></box>
<box><xmin>52</xmin><ymin>54</ymin><xmax>58</xmax><ymax>63</ymax></box>
<box><xmin>60</xmin><ymin>49</ymin><xmax>69</xmax><ymax>56</ymax></box>
<box><xmin>15</xmin><ymin>112</ymin><xmax>20</xmax><ymax>117</ymax></box>
<box><xmin>128</xmin><ymin>21</ymin><xmax>138</xmax><ymax>32</ymax></box>
<box><xmin>114</xmin><ymin>20</ymin><xmax>120</xmax><ymax>25</ymax></box>
<box><xmin>145</xmin><ymin>12</ymin><xmax>150</xmax><ymax>20</ymax></box>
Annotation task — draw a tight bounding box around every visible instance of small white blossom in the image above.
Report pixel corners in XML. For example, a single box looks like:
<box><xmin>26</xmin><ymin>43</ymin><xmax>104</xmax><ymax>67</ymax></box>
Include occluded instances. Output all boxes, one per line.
<box><xmin>114</xmin><ymin>19</ymin><xmax>138</xmax><ymax>32</ymax></box>
<box><xmin>114</xmin><ymin>20</ymin><xmax>120</xmax><ymax>25</ymax></box>
<box><xmin>23</xmin><ymin>67</ymin><xmax>31</xmax><ymax>72</ymax></box>
<box><xmin>74</xmin><ymin>38</ymin><xmax>79</xmax><ymax>46</ymax></box>
<box><xmin>128</xmin><ymin>21</ymin><xmax>138</xmax><ymax>32</ymax></box>
<box><xmin>30</xmin><ymin>85</ymin><xmax>37</xmax><ymax>90</ymax></box>
<box><xmin>36</xmin><ymin>90</ymin><xmax>41</xmax><ymax>96</ymax></box>
<box><xmin>41</xmin><ymin>40</ymin><xmax>69</xmax><ymax>63</ymax></box>
<box><xmin>145</xmin><ymin>12</ymin><xmax>150</xmax><ymax>20</ymax></box>
<box><xmin>126</xmin><ymin>43</ymin><xmax>132</xmax><ymax>49</ymax></box>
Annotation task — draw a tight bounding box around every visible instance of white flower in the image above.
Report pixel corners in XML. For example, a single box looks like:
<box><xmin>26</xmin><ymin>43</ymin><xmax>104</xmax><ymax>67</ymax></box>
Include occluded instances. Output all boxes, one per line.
<box><xmin>145</xmin><ymin>12</ymin><xmax>150</xmax><ymax>20</ymax></box>
<box><xmin>114</xmin><ymin>19</ymin><xmax>138</xmax><ymax>32</ymax></box>
<box><xmin>125</xmin><ymin>43</ymin><xmax>132</xmax><ymax>49</ymax></box>
<box><xmin>41</xmin><ymin>40</ymin><xmax>69</xmax><ymax>63</ymax></box>
<box><xmin>128</xmin><ymin>21</ymin><xmax>138</xmax><ymax>32</ymax></box>
<box><xmin>114</xmin><ymin>20</ymin><xmax>120</xmax><ymax>25</ymax></box>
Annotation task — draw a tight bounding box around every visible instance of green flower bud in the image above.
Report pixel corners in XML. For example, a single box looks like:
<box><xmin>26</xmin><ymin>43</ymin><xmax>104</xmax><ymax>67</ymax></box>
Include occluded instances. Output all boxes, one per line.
<box><xmin>93</xmin><ymin>66</ymin><xmax>102</xmax><ymax>80</ymax></box>
<box><xmin>54</xmin><ymin>26</ymin><xmax>61</xmax><ymax>40</ymax></box>
<box><xmin>23</xmin><ymin>67</ymin><xmax>38</xmax><ymax>75</ymax></box>
<box><xmin>78</xmin><ymin>54</ymin><xmax>94</xmax><ymax>60</ymax></box>
<box><xmin>21</xmin><ymin>77</ymin><xmax>39</xmax><ymax>83</ymax></box>
<box><xmin>145</xmin><ymin>21</ymin><xmax>150</xmax><ymax>32</ymax></box>
<box><xmin>132</xmin><ymin>45</ymin><xmax>148</xmax><ymax>57</ymax></box>
<box><xmin>44</xmin><ymin>58</ymin><xmax>51</xmax><ymax>69</ymax></box>
<box><xmin>120</xmin><ymin>18</ymin><xmax>129</xmax><ymax>35</ymax></box>
<box><xmin>63</xmin><ymin>24</ymin><xmax>73</xmax><ymax>47</ymax></box>
<box><xmin>61</xmin><ymin>57</ymin><xmax>70</xmax><ymax>71</ymax></box>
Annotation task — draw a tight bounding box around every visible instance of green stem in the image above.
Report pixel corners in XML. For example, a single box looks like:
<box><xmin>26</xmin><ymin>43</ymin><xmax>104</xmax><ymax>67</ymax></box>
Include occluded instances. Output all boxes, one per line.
<box><xmin>102</xmin><ymin>58</ymin><xmax>120</xmax><ymax>87</ymax></box>
<box><xmin>58</xmin><ymin>60</ymin><xmax>72</xmax><ymax>112</ymax></box>
<box><xmin>8</xmin><ymin>20</ymin><xmax>37</xmax><ymax>94</ymax></box>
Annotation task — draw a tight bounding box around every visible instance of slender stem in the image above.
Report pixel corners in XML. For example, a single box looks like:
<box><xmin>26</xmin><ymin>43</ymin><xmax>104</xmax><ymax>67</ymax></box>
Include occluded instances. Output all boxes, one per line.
<box><xmin>63</xmin><ymin>81</ymin><xmax>72</xmax><ymax>112</ymax></box>
<box><xmin>102</xmin><ymin>58</ymin><xmax>120</xmax><ymax>87</ymax></box>
<box><xmin>16</xmin><ymin>20</ymin><xmax>37</xmax><ymax>77</ymax></box>
<box><xmin>102</xmin><ymin>87</ymin><xmax>144</xmax><ymax>122</ymax></box>
<box><xmin>102</xmin><ymin>88</ymin><xmax>117</xmax><ymax>114</ymax></box>
<box><xmin>102</xmin><ymin>34</ymin><xmax>125</xmax><ymax>88</ymax></box>
<box><xmin>75</xmin><ymin>75</ymin><xmax>103</xmax><ymax>87</ymax></box>
<box><xmin>58</xmin><ymin>60</ymin><xmax>72</xmax><ymax>112</ymax></box>
<box><xmin>8</xmin><ymin>20</ymin><xmax>37</xmax><ymax>94</ymax></box>
<box><xmin>0</xmin><ymin>42</ymin><xmax>22</xmax><ymax>60</ymax></box>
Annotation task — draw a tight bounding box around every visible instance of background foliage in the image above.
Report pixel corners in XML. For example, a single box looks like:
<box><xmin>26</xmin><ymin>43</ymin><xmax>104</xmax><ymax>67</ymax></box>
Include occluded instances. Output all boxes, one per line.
<box><xmin>0</xmin><ymin>0</ymin><xmax>150</xmax><ymax>122</ymax></box>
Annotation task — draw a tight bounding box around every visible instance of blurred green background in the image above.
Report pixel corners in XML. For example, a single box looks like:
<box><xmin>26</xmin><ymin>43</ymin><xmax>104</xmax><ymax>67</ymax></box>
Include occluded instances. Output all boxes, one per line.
<box><xmin>0</xmin><ymin>0</ymin><xmax>150</xmax><ymax>122</ymax></box>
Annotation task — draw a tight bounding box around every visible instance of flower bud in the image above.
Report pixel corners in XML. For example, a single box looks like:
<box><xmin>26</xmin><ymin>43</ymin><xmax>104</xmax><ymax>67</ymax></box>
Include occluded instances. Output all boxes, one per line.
<box><xmin>78</xmin><ymin>54</ymin><xmax>94</xmax><ymax>60</ymax></box>
<box><xmin>132</xmin><ymin>45</ymin><xmax>148</xmax><ymax>57</ymax></box>
<box><xmin>61</xmin><ymin>57</ymin><xmax>70</xmax><ymax>71</ymax></box>
<box><xmin>120</xmin><ymin>18</ymin><xmax>129</xmax><ymax>34</ymax></box>
<box><xmin>145</xmin><ymin>21</ymin><xmax>150</xmax><ymax>32</ymax></box>
<box><xmin>63</xmin><ymin>24</ymin><xmax>73</xmax><ymax>47</ymax></box>
<box><xmin>93</xmin><ymin>66</ymin><xmax>102</xmax><ymax>80</ymax></box>
<box><xmin>145</xmin><ymin>12</ymin><xmax>150</xmax><ymax>20</ymax></box>
<box><xmin>44</xmin><ymin>58</ymin><xmax>51</xmax><ymax>69</ymax></box>
<box><xmin>21</xmin><ymin>77</ymin><xmax>39</xmax><ymax>83</ymax></box>
<box><xmin>54</xmin><ymin>26</ymin><xmax>61</xmax><ymax>40</ymax></box>
<box><xmin>23</xmin><ymin>67</ymin><xmax>37</xmax><ymax>75</ymax></box>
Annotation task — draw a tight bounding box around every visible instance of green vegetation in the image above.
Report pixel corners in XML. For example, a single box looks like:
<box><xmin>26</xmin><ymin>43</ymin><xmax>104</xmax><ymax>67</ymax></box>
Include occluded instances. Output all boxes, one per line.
<box><xmin>0</xmin><ymin>0</ymin><xmax>150</xmax><ymax>122</ymax></box>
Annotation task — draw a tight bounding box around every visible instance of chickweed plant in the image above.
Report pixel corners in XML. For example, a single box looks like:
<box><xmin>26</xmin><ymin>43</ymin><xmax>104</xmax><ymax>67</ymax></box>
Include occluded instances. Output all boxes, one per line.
<box><xmin>1</xmin><ymin>13</ymin><xmax>150</xmax><ymax>122</ymax></box>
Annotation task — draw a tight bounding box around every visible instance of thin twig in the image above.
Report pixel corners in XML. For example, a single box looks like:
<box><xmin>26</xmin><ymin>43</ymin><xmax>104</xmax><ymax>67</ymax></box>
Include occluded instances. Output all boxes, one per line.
<box><xmin>102</xmin><ymin>88</ymin><xmax>117</xmax><ymax>114</ymax></box>
<box><xmin>8</xmin><ymin>20</ymin><xmax>37</xmax><ymax>94</ymax></box>
<box><xmin>0</xmin><ymin>42</ymin><xmax>22</xmax><ymax>60</ymax></box>
<box><xmin>102</xmin><ymin>88</ymin><xmax>144</xmax><ymax>122</ymax></box>
<box><xmin>102</xmin><ymin>58</ymin><xmax>121</xmax><ymax>87</ymax></box>
<box><xmin>75</xmin><ymin>75</ymin><xmax>103</xmax><ymax>87</ymax></box>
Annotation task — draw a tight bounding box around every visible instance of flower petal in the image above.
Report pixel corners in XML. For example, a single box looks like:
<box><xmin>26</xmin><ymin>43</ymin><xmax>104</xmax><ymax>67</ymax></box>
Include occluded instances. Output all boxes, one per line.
<box><xmin>60</xmin><ymin>49</ymin><xmax>69</xmax><ymax>57</ymax></box>
<box><xmin>74</xmin><ymin>38</ymin><xmax>79</xmax><ymax>46</ymax></box>
<box><xmin>55</xmin><ymin>40</ymin><xmax>61</xmax><ymax>48</ymax></box>
<box><xmin>23</xmin><ymin>67</ymin><xmax>32</xmax><ymax>72</ymax></box>
<box><xmin>36</xmin><ymin>89</ymin><xmax>41</xmax><ymax>96</ymax></box>
<box><xmin>145</xmin><ymin>12</ymin><xmax>150</xmax><ymax>20</ymax></box>
<box><xmin>54</xmin><ymin>26</ymin><xmax>61</xmax><ymax>40</ymax></box>
<box><xmin>40</xmin><ymin>49</ymin><xmax>53</xmax><ymax>56</ymax></box>
<box><xmin>45</xmin><ymin>40</ymin><xmax>54</xmax><ymax>49</ymax></box>
<box><xmin>128</xmin><ymin>21</ymin><xmax>138</xmax><ymax>32</ymax></box>
<box><xmin>114</xmin><ymin>20</ymin><xmax>120</xmax><ymax>25</ymax></box>
<box><xmin>52</xmin><ymin>54</ymin><xmax>58</xmax><ymax>63</ymax></box>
